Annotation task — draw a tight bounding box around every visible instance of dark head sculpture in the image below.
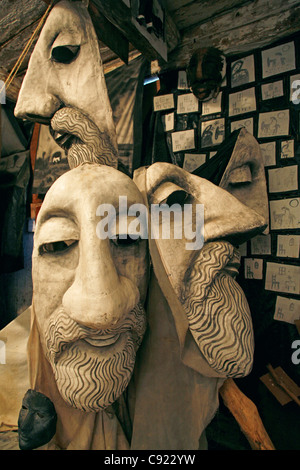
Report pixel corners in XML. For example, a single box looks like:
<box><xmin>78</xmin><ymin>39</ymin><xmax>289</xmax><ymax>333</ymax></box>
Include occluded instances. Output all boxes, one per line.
<box><xmin>18</xmin><ymin>389</ymin><xmax>57</xmax><ymax>450</ymax></box>
<box><xmin>187</xmin><ymin>47</ymin><xmax>225</xmax><ymax>101</ymax></box>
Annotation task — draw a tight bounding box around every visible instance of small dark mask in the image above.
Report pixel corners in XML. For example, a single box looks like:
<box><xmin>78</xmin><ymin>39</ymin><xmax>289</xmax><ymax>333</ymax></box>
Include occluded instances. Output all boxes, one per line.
<box><xmin>18</xmin><ymin>389</ymin><xmax>57</xmax><ymax>450</ymax></box>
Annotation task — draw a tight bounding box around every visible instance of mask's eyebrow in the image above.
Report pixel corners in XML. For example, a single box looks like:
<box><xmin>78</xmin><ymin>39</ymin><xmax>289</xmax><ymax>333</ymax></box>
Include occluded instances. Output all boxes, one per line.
<box><xmin>38</xmin><ymin>208</ymin><xmax>75</xmax><ymax>225</ymax></box>
<box><xmin>35</xmin><ymin>213</ymin><xmax>79</xmax><ymax>247</ymax></box>
<box><xmin>50</xmin><ymin>30</ymin><xmax>83</xmax><ymax>48</ymax></box>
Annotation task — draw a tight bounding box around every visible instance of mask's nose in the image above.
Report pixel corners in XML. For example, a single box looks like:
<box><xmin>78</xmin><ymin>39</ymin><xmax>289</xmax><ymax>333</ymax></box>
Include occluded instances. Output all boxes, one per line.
<box><xmin>14</xmin><ymin>53</ymin><xmax>62</xmax><ymax>124</ymax></box>
<box><xmin>19</xmin><ymin>409</ymin><xmax>35</xmax><ymax>433</ymax></box>
<box><xmin>62</xmin><ymin>239</ymin><xmax>140</xmax><ymax>330</ymax></box>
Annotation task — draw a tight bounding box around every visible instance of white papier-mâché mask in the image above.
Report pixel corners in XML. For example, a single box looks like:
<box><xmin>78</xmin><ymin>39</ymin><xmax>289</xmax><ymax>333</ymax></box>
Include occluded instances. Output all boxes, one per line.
<box><xmin>32</xmin><ymin>164</ymin><xmax>149</xmax><ymax>411</ymax></box>
<box><xmin>15</xmin><ymin>0</ymin><xmax>118</xmax><ymax>169</ymax></box>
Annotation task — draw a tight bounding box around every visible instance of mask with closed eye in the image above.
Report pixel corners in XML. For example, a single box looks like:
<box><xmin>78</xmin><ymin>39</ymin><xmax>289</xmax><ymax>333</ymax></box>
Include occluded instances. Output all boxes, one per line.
<box><xmin>134</xmin><ymin>128</ymin><xmax>269</xmax><ymax>377</ymax></box>
<box><xmin>15</xmin><ymin>0</ymin><xmax>118</xmax><ymax>169</ymax></box>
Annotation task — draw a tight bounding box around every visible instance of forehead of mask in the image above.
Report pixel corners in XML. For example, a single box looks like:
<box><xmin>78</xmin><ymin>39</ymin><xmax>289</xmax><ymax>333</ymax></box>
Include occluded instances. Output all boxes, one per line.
<box><xmin>33</xmin><ymin>164</ymin><xmax>148</xmax><ymax>319</ymax></box>
<box><xmin>15</xmin><ymin>0</ymin><xmax>115</xmax><ymax>138</ymax></box>
<box><xmin>134</xmin><ymin>162</ymin><xmax>267</xmax><ymax>293</ymax></box>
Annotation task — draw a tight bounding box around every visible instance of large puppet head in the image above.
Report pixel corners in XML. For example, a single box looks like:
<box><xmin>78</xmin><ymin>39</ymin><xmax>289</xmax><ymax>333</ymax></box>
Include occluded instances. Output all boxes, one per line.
<box><xmin>15</xmin><ymin>0</ymin><xmax>118</xmax><ymax>169</ymax></box>
<box><xmin>134</xmin><ymin>142</ymin><xmax>268</xmax><ymax>378</ymax></box>
<box><xmin>32</xmin><ymin>163</ymin><xmax>149</xmax><ymax>411</ymax></box>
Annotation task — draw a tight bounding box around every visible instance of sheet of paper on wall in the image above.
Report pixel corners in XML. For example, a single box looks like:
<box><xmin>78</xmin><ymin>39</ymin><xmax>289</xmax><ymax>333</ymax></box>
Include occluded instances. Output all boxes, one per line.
<box><xmin>277</xmin><ymin>235</ymin><xmax>300</xmax><ymax>258</ymax></box>
<box><xmin>210</xmin><ymin>151</ymin><xmax>217</xmax><ymax>159</ymax></box>
<box><xmin>268</xmin><ymin>165</ymin><xmax>298</xmax><ymax>193</ymax></box>
<box><xmin>163</xmin><ymin>112</ymin><xmax>174</xmax><ymax>132</ymax></box>
<box><xmin>177</xmin><ymin>93</ymin><xmax>199</xmax><ymax>114</ymax></box>
<box><xmin>183</xmin><ymin>153</ymin><xmax>206</xmax><ymax>173</ymax></box>
<box><xmin>262</xmin><ymin>41</ymin><xmax>295</xmax><ymax>79</ymax></box>
<box><xmin>202</xmin><ymin>92</ymin><xmax>222</xmax><ymax>116</ymax></box>
<box><xmin>231</xmin><ymin>54</ymin><xmax>255</xmax><ymax>88</ymax></box>
<box><xmin>171</xmin><ymin>129</ymin><xmax>195</xmax><ymax>152</ymax></box>
<box><xmin>274</xmin><ymin>296</ymin><xmax>300</xmax><ymax>325</ymax></box>
<box><xmin>290</xmin><ymin>74</ymin><xmax>300</xmax><ymax>103</ymax></box>
<box><xmin>231</xmin><ymin>117</ymin><xmax>253</xmax><ymax>135</ymax></box>
<box><xmin>280</xmin><ymin>140</ymin><xmax>294</xmax><ymax>159</ymax></box>
<box><xmin>153</xmin><ymin>93</ymin><xmax>174</xmax><ymax>112</ymax></box>
<box><xmin>258</xmin><ymin>110</ymin><xmax>289</xmax><ymax>138</ymax></box>
<box><xmin>177</xmin><ymin>71</ymin><xmax>189</xmax><ymax>90</ymax></box>
<box><xmin>265</xmin><ymin>262</ymin><xmax>300</xmax><ymax>295</ymax></box>
<box><xmin>269</xmin><ymin>198</ymin><xmax>300</xmax><ymax>230</ymax></box>
<box><xmin>259</xmin><ymin>142</ymin><xmax>276</xmax><ymax>167</ymax></box>
<box><xmin>244</xmin><ymin>258</ymin><xmax>263</xmax><ymax>280</ymax></box>
<box><xmin>201</xmin><ymin>118</ymin><xmax>225</xmax><ymax>147</ymax></box>
<box><xmin>261</xmin><ymin>80</ymin><xmax>284</xmax><ymax>100</ymax></box>
<box><xmin>250</xmin><ymin>234</ymin><xmax>272</xmax><ymax>255</ymax></box>
<box><xmin>228</xmin><ymin>87</ymin><xmax>256</xmax><ymax>117</ymax></box>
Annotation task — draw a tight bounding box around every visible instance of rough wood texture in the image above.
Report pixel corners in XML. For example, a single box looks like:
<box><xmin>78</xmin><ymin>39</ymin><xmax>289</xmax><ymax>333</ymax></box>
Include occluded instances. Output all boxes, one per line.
<box><xmin>220</xmin><ymin>378</ymin><xmax>275</xmax><ymax>450</ymax></box>
<box><xmin>88</xmin><ymin>2</ymin><xmax>129</xmax><ymax>65</ymax></box>
<box><xmin>161</xmin><ymin>0</ymin><xmax>300</xmax><ymax>71</ymax></box>
<box><xmin>167</xmin><ymin>0</ymin><xmax>251</xmax><ymax>30</ymax></box>
<box><xmin>91</xmin><ymin>0</ymin><xmax>178</xmax><ymax>61</ymax></box>
<box><xmin>0</xmin><ymin>0</ymin><xmax>47</xmax><ymax>47</ymax></box>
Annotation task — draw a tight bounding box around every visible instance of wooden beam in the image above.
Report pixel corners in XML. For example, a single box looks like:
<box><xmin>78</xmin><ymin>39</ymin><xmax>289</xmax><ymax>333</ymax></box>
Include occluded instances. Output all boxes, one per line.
<box><xmin>91</xmin><ymin>0</ymin><xmax>180</xmax><ymax>62</ymax></box>
<box><xmin>103</xmin><ymin>50</ymin><xmax>142</xmax><ymax>75</ymax></box>
<box><xmin>169</xmin><ymin>0</ymin><xmax>252</xmax><ymax>31</ymax></box>
<box><xmin>0</xmin><ymin>20</ymin><xmax>38</xmax><ymax>77</ymax></box>
<box><xmin>160</xmin><ymin>0</ymin><xmax>300</xmax><ymax>71</ymax></box>
<box><xmin>88</xmin><ymin>2</ymin><xmax>129</xmax><ymax>64</ymax></box>
<box><xmin>0</xmin><ymin>0</ymin><xmax>47</xmax><ymax>47</ymax></box>
<box><xmin>220</xmin><ymin>379</ymin><xmax>275</xmax><ymax>451</ymax></box>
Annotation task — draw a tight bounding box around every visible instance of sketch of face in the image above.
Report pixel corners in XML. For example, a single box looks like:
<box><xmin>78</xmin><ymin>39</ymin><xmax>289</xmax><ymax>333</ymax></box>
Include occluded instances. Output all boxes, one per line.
<box><xmin>15</xmin><ymin>0</ymin><xmax>118</xmax><ymax>169</ymax></box>
<box><xmin>32</xmin><ymin>164</ymin><xmax>149</xmax><ymax>411</ymax></box>
<box><xmin>18</xmin><ymin>389</ymin><xmax>57</xmax><ymax>450</ymax></box>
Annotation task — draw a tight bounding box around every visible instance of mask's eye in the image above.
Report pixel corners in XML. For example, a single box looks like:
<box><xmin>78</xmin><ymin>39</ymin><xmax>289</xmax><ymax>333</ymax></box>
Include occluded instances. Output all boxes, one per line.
<box><xmin>111</xmin><ymin>234</ymin><xmax>141</xmax><ymax>247</ymax></box>
<box><xmin>51</xmin><ymin>45</ymin><xmax>80</xmax><ymax>64</ymax></box>
<box><xmin>227</xmin><ymin>164</ymin><xmax>252</xmax><ymax>185</ymax></box>
<box><xmin>151</xmin><ymin>182</ymin><xmax>190</xmax><ymax>206</ymax></box>
<box><xmin>39</xmin><ymin>239</ymin><xmax>78</xmax><ymax>255</ymax></box>
<box><xmin>165</xmin><ymin>190</ymin><xmax>189</xmax><ymax>206</ymax></box>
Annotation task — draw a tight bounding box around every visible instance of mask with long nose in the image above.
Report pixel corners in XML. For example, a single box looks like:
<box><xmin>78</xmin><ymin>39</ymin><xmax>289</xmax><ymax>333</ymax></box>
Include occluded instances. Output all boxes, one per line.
<box><xmin>14</xmin><ymin>0</ymin><xmax>118</xmax><ymax>169</ymax></box>
<box><xmin>32</xmin><ymin>164</ymin><xmax>149</xmax><ymax>411</ymax></box>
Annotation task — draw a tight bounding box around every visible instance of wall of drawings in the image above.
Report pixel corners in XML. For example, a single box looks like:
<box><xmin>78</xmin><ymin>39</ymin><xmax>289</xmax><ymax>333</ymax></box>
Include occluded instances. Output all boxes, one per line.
<box><xmin>148</xmin><ymin>32</ymin><xmax>300</xmax><ymax>393</ymax></box>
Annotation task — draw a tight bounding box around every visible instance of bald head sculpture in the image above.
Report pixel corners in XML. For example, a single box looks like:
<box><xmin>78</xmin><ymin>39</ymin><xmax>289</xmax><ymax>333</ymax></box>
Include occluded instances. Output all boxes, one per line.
<box><xmin>32</xmin><ymin>163</ymin><xmax>149</xmax><ymax>411</ymax></box>
<box><xmin>15</xmin><ymin>0</ymin><xmax>118</xmax><ymax>169</ymax></box>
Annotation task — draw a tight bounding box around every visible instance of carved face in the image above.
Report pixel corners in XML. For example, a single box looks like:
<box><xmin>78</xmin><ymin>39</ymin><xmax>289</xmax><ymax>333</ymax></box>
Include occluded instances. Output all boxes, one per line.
<box><xmin>134</xmin><ymin>157</ymin><xmax>268</xmax><ymax>377</ymax></box>
<box><xmin>15</xmin><ymin>0</ymin><xmax>118</xmax><ymax>169</ymax></box>
<box><xmin>187</xmin><ymin>47</ymin><xmax>224</xmax><ymax>102</ymax></box>
<box><xmin>32</xmin><ymin>164</ymin><xmax>148</xmax><ymax>411</ymax></box>
<box><xmin>18</xmin><ymin>389</ymin><xmax>57</xmax><ymax>450</ymax></box>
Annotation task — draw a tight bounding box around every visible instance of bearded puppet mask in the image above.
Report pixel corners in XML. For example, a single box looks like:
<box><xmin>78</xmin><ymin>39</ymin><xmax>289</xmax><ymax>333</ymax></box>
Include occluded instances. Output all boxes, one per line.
<box><xmin>15</xmin><ymin>0</ymin><xmax>118</xmax><ymax>169</ymax></box>
<box><xmin>31</xmin><ymin>163</ymin><xmax>149</xmax><ymax>412</ymax></box>
<box><xmin>134</xmin><ymin>130</ymin><xmax>268</xmax><ymax>378</ymax></box>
